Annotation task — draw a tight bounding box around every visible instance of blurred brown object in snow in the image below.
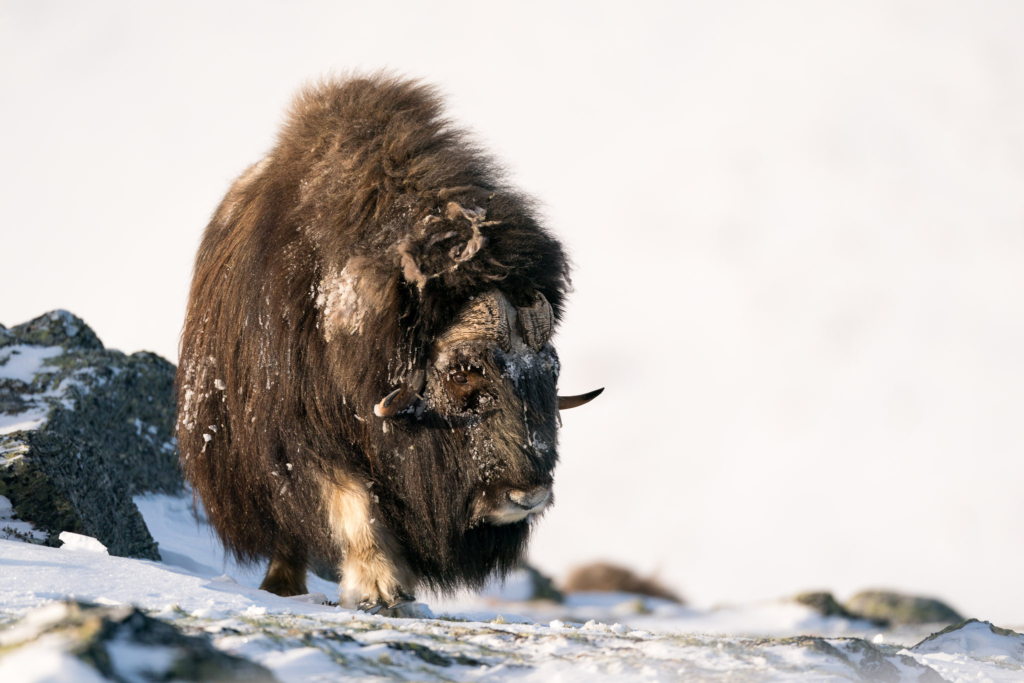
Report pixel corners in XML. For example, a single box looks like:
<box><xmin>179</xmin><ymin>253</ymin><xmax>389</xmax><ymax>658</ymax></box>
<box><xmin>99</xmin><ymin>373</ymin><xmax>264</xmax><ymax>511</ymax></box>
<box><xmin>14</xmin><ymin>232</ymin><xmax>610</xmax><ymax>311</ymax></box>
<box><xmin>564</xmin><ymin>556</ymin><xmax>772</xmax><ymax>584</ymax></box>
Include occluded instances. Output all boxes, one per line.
<box><xmin>562</xmin><ymin>562</ymin><xmax>684</xmax><ymax>603</ymax></box>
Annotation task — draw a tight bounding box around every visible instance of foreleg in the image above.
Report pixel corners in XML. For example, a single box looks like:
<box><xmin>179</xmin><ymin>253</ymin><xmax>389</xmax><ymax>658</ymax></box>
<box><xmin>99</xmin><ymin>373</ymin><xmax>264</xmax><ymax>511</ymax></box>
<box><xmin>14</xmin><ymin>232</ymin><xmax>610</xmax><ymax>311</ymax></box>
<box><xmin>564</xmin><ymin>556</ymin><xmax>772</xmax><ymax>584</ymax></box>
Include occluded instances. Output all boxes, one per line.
<box><xmin>322</xmin><ymin>473</ymin><xmax>416</xmax><ymax>614</ymax></box>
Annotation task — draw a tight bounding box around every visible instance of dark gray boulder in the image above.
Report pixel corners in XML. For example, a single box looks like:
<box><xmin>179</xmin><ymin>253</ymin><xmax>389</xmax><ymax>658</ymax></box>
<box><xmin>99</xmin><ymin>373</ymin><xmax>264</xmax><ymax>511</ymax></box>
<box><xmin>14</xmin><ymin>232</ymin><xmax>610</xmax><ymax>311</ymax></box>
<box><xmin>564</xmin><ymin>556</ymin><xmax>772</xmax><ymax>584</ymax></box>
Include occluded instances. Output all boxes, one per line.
<box><xmin>0</xmin><ymin>310</ymin><xmax>182</xmax><ymax>560</ymax></box>
<box><xmin>521</xmin><ymin>563</ymin><xmax>565</xmax><ymax>603</ymax></box>
<box><xmin>845</xmin><ymin>590</ymin><xmax>963</xmax><ymax>626</ymax></box>
<box><xmin>792</xmin><ymin>591</ymin><xmax>859</xmax><ymax>620</ymax></box>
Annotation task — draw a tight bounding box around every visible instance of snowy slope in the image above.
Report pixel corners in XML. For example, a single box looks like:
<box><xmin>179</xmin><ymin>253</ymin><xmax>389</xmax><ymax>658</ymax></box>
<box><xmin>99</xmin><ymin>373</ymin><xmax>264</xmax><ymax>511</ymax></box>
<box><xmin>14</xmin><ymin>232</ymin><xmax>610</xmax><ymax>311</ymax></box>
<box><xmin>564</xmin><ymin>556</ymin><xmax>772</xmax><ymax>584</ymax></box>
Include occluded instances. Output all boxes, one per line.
<box><xmin>1</xmin><ymin>532</ymin><xmax>1021</xmax><ymax>682</ymax></box>
<box><xmin>3</xmin><ymin>495</ymin><xmax>1024</xmax><ymax>681</ymax></box>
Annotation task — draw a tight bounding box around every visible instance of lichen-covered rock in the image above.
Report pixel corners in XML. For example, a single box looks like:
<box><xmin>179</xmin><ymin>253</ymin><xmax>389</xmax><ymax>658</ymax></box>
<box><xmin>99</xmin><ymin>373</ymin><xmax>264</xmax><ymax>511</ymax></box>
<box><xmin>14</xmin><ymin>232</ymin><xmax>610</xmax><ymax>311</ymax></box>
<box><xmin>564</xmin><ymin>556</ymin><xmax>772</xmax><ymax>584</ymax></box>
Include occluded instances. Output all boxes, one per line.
<box><xmin>845</xmin><ymin>590</ymin><xmax>963</xmax><ymax>626</ymax></box>
<box><xmin>1</xmin><ymin>309</ymin><xmax>103</xmax><ymax>351</ymax></box>
<box><xmin>0</xmin><ymin>311</ymin><xmax>182</xmax><ymax>559</ymax></box>
<box><xmin>0</xmin><ymin>601</ymin><xmax>274</xmax><ymax>681</ymax></box>
<box><xmin>792</xmin><ymin>591</ymin><xmax>858</xmax><ymax>620</ymax></box>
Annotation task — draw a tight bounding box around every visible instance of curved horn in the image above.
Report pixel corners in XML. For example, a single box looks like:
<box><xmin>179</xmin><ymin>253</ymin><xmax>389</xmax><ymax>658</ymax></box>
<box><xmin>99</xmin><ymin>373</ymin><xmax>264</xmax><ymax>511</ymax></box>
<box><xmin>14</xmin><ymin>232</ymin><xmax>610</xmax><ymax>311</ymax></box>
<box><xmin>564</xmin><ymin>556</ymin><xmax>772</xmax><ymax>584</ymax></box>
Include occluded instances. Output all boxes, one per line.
<box><xmin>374</xmin><ymin>387</ymin><xmax>416</xmax><ymax>418</ymax></box>
<box><xmin>558</xmin><ymin>387</ymin><xmax>604</xmax><ymax>410</ymax></box>
<box><xmin>374</xmin><ymin>370</ymin><xmax>425</xmax><ymax>418</ymax></box>
<box><xmin>516</xmin><ymin>291</ymin><xmax>555</xmax><ymax>351</ymax></box>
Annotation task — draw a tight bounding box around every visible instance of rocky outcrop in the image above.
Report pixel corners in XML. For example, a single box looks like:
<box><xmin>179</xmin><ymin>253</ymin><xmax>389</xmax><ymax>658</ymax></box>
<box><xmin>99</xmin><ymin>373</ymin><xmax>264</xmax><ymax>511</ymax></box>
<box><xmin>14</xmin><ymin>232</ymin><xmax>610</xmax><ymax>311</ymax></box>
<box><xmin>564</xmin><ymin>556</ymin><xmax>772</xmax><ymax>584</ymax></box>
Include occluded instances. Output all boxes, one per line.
<box><xmin>913</xmin><ymin>618</ymin><xmax>1024</xmax><ymax>656</ymax></box>
<box><xmin>521</xmin><ymin>564</ymin><xmax>564</xmax><ymax>603</ymax></box>
<box><xmin>0</xmin><ymin>311</ymin><xmax>181</xmax><ymax>559</ymax></box>
<box><xmin>0</xmin><ymin>601</ymin><xmax>274</xmax><ymax>681</ymax></box>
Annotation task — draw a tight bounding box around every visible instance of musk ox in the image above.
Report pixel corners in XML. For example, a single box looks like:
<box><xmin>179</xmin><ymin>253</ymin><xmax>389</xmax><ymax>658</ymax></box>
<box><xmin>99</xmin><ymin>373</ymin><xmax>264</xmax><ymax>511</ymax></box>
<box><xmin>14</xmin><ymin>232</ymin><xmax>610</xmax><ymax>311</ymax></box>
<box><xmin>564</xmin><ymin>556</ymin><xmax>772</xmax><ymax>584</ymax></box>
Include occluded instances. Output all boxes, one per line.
<box><xmin>176</xmin><ymin>74</ymin><xmax>601</xmax><ymax>613</ymax></box>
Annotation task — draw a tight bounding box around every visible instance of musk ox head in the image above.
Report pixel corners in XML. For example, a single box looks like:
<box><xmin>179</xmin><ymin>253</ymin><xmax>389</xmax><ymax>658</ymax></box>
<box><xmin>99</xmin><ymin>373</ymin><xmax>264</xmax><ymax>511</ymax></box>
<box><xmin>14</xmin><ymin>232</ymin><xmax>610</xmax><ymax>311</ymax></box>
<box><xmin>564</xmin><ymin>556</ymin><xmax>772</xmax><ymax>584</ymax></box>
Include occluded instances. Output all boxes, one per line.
<box><xmin>385</xmin><ymin>289</ymin><xmax>560</xmax><ymax>525</ymax></box>
<box><xmin>314</xmin><ymin>234</ymin><xmax>600</xmax><ymax>593</ymax></box>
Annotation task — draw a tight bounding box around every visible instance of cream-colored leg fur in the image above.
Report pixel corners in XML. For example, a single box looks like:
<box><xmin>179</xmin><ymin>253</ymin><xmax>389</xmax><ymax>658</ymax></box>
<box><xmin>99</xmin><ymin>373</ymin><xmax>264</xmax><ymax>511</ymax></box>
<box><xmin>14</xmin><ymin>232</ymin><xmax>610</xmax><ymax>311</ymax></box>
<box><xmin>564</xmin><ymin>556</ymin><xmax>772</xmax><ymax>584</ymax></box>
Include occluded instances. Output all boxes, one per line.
<box><xmin>322</xmin><ymin>472</ymin><xmax>417</xmax><ymax>615</ymax></box>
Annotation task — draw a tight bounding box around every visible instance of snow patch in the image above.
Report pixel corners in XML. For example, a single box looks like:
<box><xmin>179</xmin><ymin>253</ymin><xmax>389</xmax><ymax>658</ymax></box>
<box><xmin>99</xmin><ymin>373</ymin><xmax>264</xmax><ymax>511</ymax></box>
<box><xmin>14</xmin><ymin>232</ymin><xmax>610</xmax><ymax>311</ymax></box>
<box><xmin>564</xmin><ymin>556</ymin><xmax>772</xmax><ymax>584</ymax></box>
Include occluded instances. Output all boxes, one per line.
<box><xmin>0</xmin><ymin>495</ymin><xmax>46</xmax><ymax>543</ymax></box>
<box><xmin>0</xmin><ymin>345</ymin><xmax>93</xmax><ymax>435</ymax></box>
<box><xmin>0</xmin><ymin>639</ymin><xmax>108</xmax><ymax>683</ymax></box>
<box><xmin>58</xmin><ymin>532</ymin><xmax>108</xmax><ymax>554</ymax></box>
<box><xmin>0</xmin><ymin>411</ymin><xmax>50</xmax><ymax>436</ymax></box>
<box><xmin>0</xmin><ymin>345</ymin><xmax>63</xmax><ymax>383</ymax></box>
<box><xmin>255</xmin><ymin>647</ymin><xmax>342</xmax><ymax>683</ymax></box>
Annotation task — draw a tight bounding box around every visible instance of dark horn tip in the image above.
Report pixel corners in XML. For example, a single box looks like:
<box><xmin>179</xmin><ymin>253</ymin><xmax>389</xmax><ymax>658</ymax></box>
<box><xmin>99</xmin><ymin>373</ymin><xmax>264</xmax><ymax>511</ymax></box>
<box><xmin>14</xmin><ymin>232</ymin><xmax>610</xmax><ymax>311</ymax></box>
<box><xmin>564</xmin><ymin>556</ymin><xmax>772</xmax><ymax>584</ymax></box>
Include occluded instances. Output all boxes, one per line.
<box><xmin>382</xmin><ymin>387</ymin><xmax>402</xmax><ymax>408</ymax></box>
<box><xmin>374</xmin><ymin>387</ymin><xmax>405</xmax><ymax>418</ymax></box>
<box><xmin>558</xmin><ymin>387</ymin><xmax>605</xmax><ymax>411</ymax></box>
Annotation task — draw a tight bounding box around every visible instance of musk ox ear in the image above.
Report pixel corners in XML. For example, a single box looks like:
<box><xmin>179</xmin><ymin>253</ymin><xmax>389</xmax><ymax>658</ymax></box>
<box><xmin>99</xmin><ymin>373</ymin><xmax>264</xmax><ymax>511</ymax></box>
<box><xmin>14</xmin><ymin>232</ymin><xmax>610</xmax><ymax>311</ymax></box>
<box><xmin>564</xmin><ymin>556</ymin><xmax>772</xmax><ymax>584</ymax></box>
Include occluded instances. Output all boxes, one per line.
<box><xmin>315</xmin><ymin>255</ymin><xmax>392</xmax><ymax>342</ymax></box>
<box><xmin>397</xmin><ymin>201</ymin><xmax>501</xmax><ymax>291</ymax></box>
<box><xmin>516</xmin><ymin>291</ymin><xmax>555</xmax><ymax>351</ymax></box>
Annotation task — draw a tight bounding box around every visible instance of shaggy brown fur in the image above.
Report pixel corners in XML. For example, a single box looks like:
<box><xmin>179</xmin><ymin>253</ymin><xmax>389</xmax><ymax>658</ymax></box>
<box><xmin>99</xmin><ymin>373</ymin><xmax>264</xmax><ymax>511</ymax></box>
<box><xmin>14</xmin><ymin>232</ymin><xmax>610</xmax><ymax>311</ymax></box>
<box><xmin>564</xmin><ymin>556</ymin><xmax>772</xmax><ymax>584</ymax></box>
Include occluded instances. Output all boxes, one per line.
<box><xmin>562</xmin><ymin>563</ymin><xmax>684</xmax><ymax>603</ymax></box>
<box><xmin>176</xmin><ymin>74</ymin><xmax>572</xmax><ymax>610</ymax></box>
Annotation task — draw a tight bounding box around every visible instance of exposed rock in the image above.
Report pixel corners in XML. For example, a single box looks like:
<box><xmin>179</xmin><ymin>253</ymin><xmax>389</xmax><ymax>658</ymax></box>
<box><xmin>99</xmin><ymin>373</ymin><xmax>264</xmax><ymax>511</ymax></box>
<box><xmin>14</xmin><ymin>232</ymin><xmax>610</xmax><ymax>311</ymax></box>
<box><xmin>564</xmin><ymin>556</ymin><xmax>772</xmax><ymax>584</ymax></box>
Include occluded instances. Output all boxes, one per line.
<box><xmin>2</xmin><ymin>309</ymin><xmax>103</xmax><ymax>351</ymax></box>
<box><xmin>845</xmin><ymin>590</ymin><xmax>963</xmax><ymax>626</ymax></box>
<box><xmin>0</xmin><ymin>310</ymin><xmax>182</xmax><ymax>560</ymax></box>
<box><xmin>750</xmin><ymin>636</ymin><xmax>946</xmax><ymax>683</ymax></box>
<box><xmin>521</xmin><ymin>563</ymin><xmax>564</xmax><ymax>603</ymax></box>
<box><xmin>906</xmin><ymin>619</ymin><xmax>1024</xmax><ymax>680</ymax></box>
<box><xmin>792</xmin><ymin>591</ymin><xmax>859</xmax><ymax>620</ymax></box>
<box><xmin>912</xmin><ymin>619</ymin><xmax>1024</xmax><ymax>659</ymax></box>
<box><xmin>562</xmin><ymin>561</ymin><xmax>684</xmax><ymax>603</ymax></box>
<box><xmin>479</xmin><ymin>564</ymin><xmax>564</xmax><ymax>603</ymax></box>
<box><xmin>0</xmin><ymin>601</ymin><xmax>274</xmax><ymax>681</ymax></box>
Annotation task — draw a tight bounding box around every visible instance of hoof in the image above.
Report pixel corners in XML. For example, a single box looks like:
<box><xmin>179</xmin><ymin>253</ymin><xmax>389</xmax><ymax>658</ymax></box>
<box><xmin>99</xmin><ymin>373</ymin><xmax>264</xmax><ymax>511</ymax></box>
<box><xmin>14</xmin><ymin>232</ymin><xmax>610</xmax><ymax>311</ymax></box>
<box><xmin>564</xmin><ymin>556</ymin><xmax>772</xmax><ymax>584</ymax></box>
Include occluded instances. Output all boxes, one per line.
<box><xmin>386</xmin><ymin>590</ymin><xmax>416</xmax><ymax>610</ymax></box>
<box><xmin>350</xmin><ymin>586</ymin><xmax>416</xmax><ymax>615</ymax></box>
<box><xmin>357</xmin><ymin>597</ymin><xmax>384</xmax><ymax>614</ymax></box>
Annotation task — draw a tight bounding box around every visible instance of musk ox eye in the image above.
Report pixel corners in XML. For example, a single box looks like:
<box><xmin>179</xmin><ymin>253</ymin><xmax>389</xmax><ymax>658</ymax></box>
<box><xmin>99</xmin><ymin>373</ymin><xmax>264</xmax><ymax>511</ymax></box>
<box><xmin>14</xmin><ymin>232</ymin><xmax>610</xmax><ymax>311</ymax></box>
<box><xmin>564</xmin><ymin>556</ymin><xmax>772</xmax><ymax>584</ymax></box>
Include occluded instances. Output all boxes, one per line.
<box><xmin>445</xmin><ymin>368</ymin><xmax>485</xmax><ymax>403</ymax></box>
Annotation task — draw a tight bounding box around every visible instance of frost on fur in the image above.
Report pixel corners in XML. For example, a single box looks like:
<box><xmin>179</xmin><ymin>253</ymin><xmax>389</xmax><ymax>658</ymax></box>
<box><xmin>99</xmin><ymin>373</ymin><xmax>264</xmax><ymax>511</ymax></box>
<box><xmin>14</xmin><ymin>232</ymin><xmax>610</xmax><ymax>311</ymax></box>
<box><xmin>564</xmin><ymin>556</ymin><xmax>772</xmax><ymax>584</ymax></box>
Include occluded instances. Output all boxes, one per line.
<box><xmin>317</xmin><ymin>263</ymin><xmax>366</xmax><ymax>340</ymax></box>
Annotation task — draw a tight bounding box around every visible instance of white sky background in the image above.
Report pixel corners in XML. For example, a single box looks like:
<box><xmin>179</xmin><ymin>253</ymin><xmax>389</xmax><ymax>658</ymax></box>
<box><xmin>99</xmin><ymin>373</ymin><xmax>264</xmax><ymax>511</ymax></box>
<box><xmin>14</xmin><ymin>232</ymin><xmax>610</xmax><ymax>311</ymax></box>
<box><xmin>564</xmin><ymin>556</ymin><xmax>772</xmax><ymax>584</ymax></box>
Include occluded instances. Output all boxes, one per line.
<box><xmin>2</xmin><ymin>1</ymin><xmax>1024</xmax><ymax>623</ymax></box>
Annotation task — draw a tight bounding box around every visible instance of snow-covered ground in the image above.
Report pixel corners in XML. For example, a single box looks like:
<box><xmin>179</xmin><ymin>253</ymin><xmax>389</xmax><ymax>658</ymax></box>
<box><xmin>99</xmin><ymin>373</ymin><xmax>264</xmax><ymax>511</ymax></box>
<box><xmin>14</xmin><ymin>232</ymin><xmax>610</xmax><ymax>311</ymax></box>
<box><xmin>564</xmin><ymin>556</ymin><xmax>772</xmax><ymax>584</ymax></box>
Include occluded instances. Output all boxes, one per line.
<box><xmin>2</xmin><ymin>494</ymin><xmax>1022</xmax><ymax>681</ymax></box>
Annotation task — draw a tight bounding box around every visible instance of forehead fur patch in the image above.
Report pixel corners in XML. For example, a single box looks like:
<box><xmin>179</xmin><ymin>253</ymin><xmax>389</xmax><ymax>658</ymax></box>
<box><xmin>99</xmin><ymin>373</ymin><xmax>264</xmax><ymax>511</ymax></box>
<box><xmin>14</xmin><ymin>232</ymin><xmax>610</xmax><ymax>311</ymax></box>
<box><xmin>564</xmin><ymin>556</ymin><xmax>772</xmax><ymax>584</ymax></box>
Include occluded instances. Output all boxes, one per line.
<box><xmin>435</xmin><ymin>291</ymin><xmax>514</xmax><ymax>352</ymax></box>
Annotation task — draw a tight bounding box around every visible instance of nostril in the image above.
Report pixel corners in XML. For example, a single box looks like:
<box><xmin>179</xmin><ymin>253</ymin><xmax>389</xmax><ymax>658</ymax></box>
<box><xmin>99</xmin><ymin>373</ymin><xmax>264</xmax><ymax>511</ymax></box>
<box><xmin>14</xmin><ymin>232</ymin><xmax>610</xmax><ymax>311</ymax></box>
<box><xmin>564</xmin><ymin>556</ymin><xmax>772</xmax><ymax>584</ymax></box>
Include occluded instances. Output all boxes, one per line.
<box><xmin>508</xmin><ymin>487</ymin><xmax>551</xmax><ymax>510</ymax></box>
